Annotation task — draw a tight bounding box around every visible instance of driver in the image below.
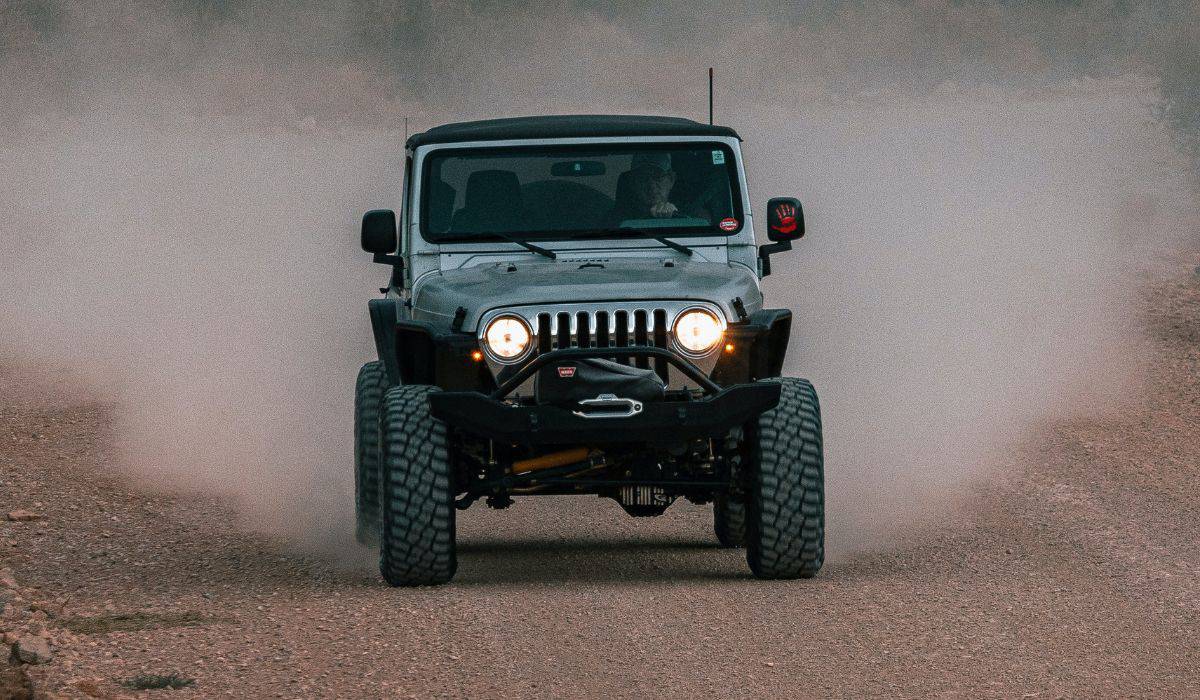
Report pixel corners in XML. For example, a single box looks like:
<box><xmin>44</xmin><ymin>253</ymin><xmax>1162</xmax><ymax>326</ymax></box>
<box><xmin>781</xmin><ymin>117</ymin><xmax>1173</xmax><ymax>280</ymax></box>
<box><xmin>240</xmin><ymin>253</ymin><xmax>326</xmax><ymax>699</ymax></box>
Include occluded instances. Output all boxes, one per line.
<box><xmin>609</xmin><ymin>152</ymin><xmax>679</xmax><ymax>223</ymax></box>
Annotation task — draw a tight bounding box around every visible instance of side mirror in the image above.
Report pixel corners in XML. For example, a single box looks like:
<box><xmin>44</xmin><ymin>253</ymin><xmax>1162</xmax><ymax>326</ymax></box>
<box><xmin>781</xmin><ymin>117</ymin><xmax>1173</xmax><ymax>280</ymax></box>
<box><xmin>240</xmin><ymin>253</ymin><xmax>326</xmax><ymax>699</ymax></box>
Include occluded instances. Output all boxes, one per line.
<box><xmin>361</xmin><ymin>209</ymin><xmax>397</xmax><ymax>254</ymax></box>
<box><xmin>766</xmin><ymin>197</ymin><xmax>804</xmax><ymax>242</ymax></box>
<box><xmin>758</xmin><ymin>197</ymin><xmax>805</xmax><ymax>277</ymax></box>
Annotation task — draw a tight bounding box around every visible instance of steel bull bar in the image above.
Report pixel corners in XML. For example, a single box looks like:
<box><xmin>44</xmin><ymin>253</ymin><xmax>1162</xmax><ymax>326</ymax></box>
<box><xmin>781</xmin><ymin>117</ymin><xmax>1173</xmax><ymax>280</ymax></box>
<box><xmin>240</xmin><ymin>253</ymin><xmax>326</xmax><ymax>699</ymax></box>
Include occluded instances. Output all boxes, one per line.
<box><xmin>428</xmin><ymin>347</ymin><xmax>781</xmax><ymax>445</ymax></box>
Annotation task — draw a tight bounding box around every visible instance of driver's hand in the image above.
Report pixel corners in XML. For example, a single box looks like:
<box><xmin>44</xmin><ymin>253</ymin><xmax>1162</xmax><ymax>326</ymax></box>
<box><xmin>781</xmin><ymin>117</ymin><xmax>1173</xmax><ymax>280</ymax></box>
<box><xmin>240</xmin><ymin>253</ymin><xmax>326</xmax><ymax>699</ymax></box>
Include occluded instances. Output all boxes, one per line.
<box><xmin>650</xmin><ymin>202</ymin><xmax>679</xmax><ymax>218</ymax></box>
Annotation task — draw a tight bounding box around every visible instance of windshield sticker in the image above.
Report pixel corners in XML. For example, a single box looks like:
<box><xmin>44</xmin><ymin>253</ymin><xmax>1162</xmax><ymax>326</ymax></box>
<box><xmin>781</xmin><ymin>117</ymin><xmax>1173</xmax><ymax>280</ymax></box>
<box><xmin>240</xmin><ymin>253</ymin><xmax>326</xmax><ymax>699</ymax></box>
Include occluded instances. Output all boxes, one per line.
<box><xmin>711</xmin><ymin>150</ymin><xmax>725</xmax><ymax>165</ymax></box>
<box><xmin>719</xmin><ymin>217</ymin><xmax>739</xmax><ymax>232</ymax></box>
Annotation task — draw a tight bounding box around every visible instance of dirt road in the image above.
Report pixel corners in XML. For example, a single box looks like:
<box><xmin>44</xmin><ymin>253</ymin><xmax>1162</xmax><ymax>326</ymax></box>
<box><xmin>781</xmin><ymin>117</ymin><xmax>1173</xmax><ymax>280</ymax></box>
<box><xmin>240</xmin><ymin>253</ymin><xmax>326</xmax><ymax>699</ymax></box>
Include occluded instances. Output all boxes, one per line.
<box><xmin>3</xmin><ymin>268</ymin><xmax>1199</xmax><ymax>699</ymax></box>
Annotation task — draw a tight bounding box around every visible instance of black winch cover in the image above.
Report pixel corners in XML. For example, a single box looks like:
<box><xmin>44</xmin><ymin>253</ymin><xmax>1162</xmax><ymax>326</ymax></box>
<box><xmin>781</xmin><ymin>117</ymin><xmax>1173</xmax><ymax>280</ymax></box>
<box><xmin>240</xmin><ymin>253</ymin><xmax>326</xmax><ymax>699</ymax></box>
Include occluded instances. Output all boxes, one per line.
<box><xmin>534</xmin><ymin>358</ymin><xmax>666</xmax><ymax>407</ymax></box>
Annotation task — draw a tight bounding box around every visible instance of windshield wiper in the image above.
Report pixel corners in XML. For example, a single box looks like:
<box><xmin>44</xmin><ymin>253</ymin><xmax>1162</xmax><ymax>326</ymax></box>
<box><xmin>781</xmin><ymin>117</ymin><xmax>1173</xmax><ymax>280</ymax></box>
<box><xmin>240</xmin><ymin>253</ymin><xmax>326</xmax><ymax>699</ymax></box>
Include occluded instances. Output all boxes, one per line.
<box><xmin>618</xmin><ymin>227</ymin><xmax>693</xmax><ymax>256</ymax></box>
<box><xmin>650</xmin><ymin>236</ymin><xmax>693</xmax><ymax>256</ymax></box>
<box><xmin>485</xmin><ymin>231</ymin><xmax>557</xmax><ymax>260</ymax></box>
<box><xmin>483</xmin><ymin>228</ymin><xmax>694</xmax><ymax>257</ymax></box>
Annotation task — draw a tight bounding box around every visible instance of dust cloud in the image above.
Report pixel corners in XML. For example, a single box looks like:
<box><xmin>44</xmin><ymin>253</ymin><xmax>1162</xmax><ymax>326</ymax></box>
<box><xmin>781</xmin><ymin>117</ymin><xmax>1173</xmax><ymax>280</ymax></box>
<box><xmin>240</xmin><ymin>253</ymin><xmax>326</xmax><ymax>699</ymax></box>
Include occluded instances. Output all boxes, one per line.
<box><xmin>1</xmin><ymin>2</ymin><xmax>1197</xmax><ymax>555</ymax></box>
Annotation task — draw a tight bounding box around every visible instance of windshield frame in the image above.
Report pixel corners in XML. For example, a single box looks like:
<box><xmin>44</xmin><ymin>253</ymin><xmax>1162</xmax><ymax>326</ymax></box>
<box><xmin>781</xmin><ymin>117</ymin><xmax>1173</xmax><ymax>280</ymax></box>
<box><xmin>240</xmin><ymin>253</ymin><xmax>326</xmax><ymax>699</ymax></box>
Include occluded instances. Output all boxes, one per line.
<box><xmin>416</xmin><ymin>139</ymin><xmax>745</xmax><ymax>245</ymax></box>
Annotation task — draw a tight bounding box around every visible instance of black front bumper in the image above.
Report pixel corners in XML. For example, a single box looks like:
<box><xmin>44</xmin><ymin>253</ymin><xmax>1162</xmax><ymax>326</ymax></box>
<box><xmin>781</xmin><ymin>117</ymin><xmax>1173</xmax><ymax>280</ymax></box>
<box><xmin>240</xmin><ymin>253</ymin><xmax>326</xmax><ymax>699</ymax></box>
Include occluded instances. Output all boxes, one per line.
<box><xmin>429</xmin><ymin>383</ymin><xmax>779</xmax><ymax>445</ymax></box>
<box><xmin>427</xmin><ymin>347</ymin><xmax>781</xmax><ymax>445</ymax></box>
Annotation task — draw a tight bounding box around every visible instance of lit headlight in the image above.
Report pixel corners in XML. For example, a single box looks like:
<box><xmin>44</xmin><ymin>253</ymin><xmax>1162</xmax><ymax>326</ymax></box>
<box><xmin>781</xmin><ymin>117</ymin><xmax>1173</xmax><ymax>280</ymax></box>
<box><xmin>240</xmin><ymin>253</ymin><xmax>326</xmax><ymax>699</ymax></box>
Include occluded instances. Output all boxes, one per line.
<box><xmin>483</xmin><ymin>315</ymin><xmax>532</xmax><ymax>362</ymax></box>
<box><xmin>673</xmin><ymin>308</ymin><xmax>724</xmax><ymax>355</ymax></box>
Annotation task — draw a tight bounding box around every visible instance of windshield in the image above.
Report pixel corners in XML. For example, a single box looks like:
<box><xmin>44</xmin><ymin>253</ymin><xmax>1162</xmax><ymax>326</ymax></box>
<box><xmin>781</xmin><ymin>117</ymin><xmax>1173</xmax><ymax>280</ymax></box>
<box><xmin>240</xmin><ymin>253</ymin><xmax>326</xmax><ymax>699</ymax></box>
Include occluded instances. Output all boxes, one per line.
<box><xmin>420</xmin><ymin>143</ymin><xmax>742</xmax><ymax>242</ymax></box>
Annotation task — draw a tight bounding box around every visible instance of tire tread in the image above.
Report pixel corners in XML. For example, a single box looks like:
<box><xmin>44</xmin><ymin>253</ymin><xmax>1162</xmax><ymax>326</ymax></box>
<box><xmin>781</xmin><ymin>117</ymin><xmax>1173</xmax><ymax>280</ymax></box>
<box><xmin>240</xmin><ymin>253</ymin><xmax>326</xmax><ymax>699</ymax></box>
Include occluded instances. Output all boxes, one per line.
<box><xmin>353</xmin><ymin>361</ymin><xmax>387</xmax><ymax>545</ymax></box>
<box><xmin>378</xmin><ymin>385</ymin><xmax>456</xmax><ymax>586</ymax></box>
<box><xmin>745</xmin><ymin>377</ymin><xmax>825</xmax><ymax>579</ymax></box>
<box><xmin>714</xmin><ymin>496</ymin><xmax>746</xmax><ymax>548</ymax></box>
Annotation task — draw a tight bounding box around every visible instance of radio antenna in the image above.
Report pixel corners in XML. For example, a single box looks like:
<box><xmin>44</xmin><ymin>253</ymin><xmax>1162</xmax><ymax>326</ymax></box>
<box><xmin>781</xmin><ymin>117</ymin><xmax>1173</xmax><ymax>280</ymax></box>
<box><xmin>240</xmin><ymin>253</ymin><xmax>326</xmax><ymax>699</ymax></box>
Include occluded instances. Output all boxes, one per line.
<box><xmin>708</xmin><ymin>67</ymin><xmax>714</xmax><ymax>125</ymax></box>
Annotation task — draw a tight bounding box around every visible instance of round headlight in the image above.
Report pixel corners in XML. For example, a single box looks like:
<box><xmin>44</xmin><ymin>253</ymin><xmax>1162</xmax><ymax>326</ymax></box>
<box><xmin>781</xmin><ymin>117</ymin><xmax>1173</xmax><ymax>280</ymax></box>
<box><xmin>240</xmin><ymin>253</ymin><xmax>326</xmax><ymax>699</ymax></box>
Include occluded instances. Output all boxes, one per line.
<box><xmin>673</xmin><ymin>308</ymin><xmax>724</xmax><ymax>355</ymax></box>
<box><xmin>483</xmin><ymin>315</ymin><xmax>532</xmax><ymax>362</ymax></box>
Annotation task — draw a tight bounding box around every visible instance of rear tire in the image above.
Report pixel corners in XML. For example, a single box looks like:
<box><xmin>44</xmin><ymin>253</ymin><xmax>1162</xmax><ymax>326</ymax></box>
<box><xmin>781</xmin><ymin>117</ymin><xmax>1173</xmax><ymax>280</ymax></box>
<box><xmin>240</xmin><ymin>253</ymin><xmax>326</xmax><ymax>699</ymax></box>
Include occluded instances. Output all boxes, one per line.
<box><xmin>378</xmin><ymin>385</ymin><xmax>457</xmax><ymax>586</ymax></box>
<box><xmin>745</xmin><ymin>377</ymin><xmax>825</xmax><ymax>579</ymax></box>
<box><xmin>713</xmin><ymin>496</ymin><xmax>746</xmax><ymax>548</ymax></box>
<box><xmin>353</xmin><ymin>361</ymin><xmax>388</xmax><ymax>545</ymax></box>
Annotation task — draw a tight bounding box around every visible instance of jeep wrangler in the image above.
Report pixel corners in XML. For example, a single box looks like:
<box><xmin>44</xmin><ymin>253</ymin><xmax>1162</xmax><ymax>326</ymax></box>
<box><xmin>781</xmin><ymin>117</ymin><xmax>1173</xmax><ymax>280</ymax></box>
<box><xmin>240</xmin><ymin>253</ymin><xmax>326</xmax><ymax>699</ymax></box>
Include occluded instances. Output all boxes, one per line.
<box><xmin>355</xmin><ymin>115</ymin><xmax>821</xmax><ymax>585</ymax></box>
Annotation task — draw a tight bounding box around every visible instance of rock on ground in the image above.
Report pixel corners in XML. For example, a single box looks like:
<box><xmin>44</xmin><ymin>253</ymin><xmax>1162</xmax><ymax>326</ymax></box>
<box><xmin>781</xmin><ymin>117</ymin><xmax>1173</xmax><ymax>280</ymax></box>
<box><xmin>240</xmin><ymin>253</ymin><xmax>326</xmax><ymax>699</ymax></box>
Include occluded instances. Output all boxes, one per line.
<box><xmin>5</xmin><ymin>511</ymin><xmax>41</xmax><ymax>522</ymax></box>
<box><xmin>14</xmin><ymin>636</ymin><xmax>53</xmax><ymax>665</ymax></box>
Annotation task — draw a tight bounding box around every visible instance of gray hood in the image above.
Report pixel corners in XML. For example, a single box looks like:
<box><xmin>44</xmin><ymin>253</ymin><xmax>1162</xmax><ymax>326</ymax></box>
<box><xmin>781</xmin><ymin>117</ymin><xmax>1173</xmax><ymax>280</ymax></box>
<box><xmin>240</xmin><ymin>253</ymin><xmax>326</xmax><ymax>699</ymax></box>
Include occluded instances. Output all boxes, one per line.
<box><xmin>412</xmin><ymin>259</ymin><xmax>762</xmax><ymax>331</ymax></box>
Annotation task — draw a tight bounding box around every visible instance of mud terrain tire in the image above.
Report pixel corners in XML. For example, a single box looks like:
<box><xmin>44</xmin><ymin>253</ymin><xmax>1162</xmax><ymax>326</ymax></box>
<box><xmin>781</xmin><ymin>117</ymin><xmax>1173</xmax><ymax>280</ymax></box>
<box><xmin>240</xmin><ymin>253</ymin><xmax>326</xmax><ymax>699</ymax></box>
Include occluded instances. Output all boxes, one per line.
<box><xmin>354</xmin><ymin>361</ymin><xmax>388</xmax><ymax>545</ymax></box>
<box><xmin>378</xmin><ymin>385</ymin><xmax>456</xmax><ymax>586</ymax></box>
<box><xmin>745</xmin><ymin>377</ymin><xmax>824</xmax><ymax>579</ymax></box>
<box><xmin>714</xmin><ymin>496</ymin><xmax>746</xmax><ymax>547</ymax></box>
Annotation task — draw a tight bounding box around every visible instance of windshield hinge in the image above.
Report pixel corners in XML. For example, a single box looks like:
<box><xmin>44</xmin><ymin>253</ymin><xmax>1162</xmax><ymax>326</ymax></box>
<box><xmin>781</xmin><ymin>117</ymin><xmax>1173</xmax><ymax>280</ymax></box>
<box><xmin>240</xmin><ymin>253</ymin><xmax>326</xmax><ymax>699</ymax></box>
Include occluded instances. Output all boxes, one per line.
<box><xmin>731</xmin><ymin>297</ymin><xmax>748</xmax><ymax>321</ymax></box>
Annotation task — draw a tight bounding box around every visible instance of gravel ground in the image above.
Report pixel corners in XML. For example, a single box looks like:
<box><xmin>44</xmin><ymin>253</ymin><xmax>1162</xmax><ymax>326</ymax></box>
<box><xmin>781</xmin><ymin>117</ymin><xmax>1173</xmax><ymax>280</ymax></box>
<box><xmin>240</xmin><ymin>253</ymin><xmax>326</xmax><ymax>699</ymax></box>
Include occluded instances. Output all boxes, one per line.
<box><xmin>2</xmin><ymin>268</ymin><xmax>1199</xmax><ymax>699</ymax></box>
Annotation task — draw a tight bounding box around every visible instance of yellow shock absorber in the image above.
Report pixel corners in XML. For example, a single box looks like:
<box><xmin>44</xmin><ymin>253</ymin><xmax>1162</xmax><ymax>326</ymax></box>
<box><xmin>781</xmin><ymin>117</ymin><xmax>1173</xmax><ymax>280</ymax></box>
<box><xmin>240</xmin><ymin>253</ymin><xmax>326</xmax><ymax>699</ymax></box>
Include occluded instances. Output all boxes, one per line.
<box><xmin>512</xmin><ymin>447</ymin><xmax>592</xmax><ymax>475</ymax></box>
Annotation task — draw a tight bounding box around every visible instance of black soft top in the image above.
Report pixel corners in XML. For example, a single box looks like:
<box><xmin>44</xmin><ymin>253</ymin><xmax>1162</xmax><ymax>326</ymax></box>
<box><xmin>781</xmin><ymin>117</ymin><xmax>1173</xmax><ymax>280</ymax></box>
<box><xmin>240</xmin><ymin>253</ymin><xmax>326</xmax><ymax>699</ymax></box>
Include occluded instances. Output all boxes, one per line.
<box><xmin>406</xmin><ymin>115</ymin><xmax>741</xmax><ymax>149</ymax></box>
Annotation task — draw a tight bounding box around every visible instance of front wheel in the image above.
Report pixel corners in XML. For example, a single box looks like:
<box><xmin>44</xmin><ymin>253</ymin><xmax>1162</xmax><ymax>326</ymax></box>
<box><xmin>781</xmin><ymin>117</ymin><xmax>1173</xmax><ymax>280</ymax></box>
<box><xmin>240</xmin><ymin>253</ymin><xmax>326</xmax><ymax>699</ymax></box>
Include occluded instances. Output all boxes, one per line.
<box><xmin>745</xmin><ymin>377</ymin><xmax>825</xmax><ymax>579</ymax></box>
<box><xmin>378</xmin><ymin>385</ymin><xmax>457</xmax><ymax>586</ymax></box>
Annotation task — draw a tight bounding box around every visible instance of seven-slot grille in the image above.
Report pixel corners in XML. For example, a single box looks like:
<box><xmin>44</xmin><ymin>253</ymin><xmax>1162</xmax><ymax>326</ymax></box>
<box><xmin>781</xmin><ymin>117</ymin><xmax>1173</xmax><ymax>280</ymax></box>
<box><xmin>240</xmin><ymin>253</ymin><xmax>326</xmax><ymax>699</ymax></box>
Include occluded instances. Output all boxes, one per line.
<box><xmin>536</xmin><ymin>308</ymin><xmax>672</xmax><ymax>380</ymax></box>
